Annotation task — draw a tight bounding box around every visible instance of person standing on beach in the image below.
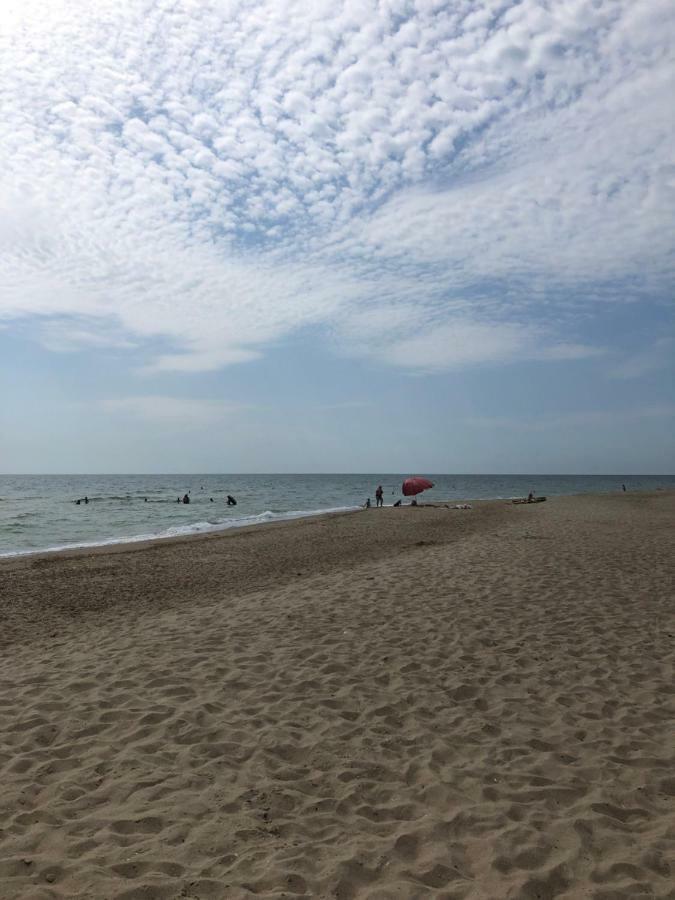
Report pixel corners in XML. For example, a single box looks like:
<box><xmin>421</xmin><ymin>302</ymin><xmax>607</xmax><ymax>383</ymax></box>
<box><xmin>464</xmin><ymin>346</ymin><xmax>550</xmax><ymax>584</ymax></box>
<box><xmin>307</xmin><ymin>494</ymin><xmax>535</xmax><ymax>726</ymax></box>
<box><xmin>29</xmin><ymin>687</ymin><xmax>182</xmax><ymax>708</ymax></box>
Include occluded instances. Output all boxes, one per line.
<box><xmin>375</xmin><ymin>485</ymin><xmax>384</xmax><ymax>507</ymax></box>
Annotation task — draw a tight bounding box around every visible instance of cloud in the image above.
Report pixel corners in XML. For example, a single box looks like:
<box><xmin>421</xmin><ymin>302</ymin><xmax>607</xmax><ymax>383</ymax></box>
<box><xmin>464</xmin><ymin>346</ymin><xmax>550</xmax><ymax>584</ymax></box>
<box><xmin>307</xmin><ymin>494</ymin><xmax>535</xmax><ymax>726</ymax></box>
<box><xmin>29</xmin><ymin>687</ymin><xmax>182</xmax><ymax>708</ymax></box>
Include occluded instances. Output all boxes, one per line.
<box><xmin>371</xmin><ymin>320</ymin><xmax>540</xmax><ymax>371</ymax></box>
<box><xmin>336</xmin><ymin>311</ymin><xmax>602</xmax><ymax>372</ymax></box>
<box><xmin>37</xmin><ymin>318</ymin><xmax>137</xmax><ymax>353</ymax></box>
<box><xmin>609</xmin><ymin>338</ymin><xmax>675</xmax><ymax>380</ymax></box>
<box><xmin>539</xmin><ymin>344</ymin><xmax>606</xmax><ymax>362</ymax></box>
<box><xmin>0</xmin><ymin>0</ymin><xmax>672</xmax><ymax>373</ymax></box>
<box><xmin>104</xmin><ymin>395</ymin><xmax>247</xmax><ymax>425</ymax></box>
<box><xmin>467</xmin><ymin>404</ymin><xmax>675</xmax><ymax>432</ymax></box>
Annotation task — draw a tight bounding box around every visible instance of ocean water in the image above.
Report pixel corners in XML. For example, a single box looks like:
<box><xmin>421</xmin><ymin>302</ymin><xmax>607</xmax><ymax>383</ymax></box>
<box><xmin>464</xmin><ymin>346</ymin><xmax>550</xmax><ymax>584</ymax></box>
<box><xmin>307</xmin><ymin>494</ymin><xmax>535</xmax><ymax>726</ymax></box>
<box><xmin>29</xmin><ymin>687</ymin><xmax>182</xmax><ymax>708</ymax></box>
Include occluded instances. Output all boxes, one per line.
<box><xmin>0</xmin><ymin>473</ymin><xmax>673</xmax><ymax>558</ymax></box>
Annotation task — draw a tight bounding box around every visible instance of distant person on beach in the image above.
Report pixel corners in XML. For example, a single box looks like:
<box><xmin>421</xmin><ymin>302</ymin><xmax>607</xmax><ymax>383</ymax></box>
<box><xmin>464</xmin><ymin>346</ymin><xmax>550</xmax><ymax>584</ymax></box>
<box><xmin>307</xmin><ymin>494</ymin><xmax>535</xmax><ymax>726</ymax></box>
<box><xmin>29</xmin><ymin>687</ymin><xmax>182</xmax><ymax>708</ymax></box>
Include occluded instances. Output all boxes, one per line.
<box><xmin>393</xmin><ymin>499</ymin><xmax>402</xmax><ymax>507</ymax></box>
<box><xmin>622</xmin><ymin>484</ymin><xmax>627</xmax><ymax>492</ymax></box>
<box><xmin>176</xmin><ymin>497</ymin><xmax>181</xmax><ymax>503</ymax></box>
<box><xmin>227</xmin><ymin>495</ymin><xmax>237</xmax><ymax>506</ymax></box>
<box><xmin>364</xmin><ymin>498</ymin><xmax>371</xmax><ymax>508</ymax></box>
<box><xmin>375</xmin><ymin>485</ymin><xmax>384</xmax><ymax>507</ymax></box>
<box><xmin>84</xmin><ymin>496</ymin><xmax>89</xmax><ymax>504</ymax></box>
<box><xmin>182</xmin><ymin>494</ymin><xmax>190</xmax><ymax>504</ymax></box>
<box><xmin>527</xmin><ymin>492</ymin><xmax>534</xmax><ymax>502</ymax></box>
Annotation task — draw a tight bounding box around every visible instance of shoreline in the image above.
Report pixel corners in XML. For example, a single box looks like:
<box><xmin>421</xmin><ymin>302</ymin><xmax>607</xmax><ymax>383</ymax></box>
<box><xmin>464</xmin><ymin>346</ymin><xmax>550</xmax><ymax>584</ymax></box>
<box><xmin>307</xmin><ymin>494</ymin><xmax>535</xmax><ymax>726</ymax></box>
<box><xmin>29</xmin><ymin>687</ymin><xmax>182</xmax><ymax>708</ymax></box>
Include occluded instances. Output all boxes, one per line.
<box><xmin>3</xmin><ymin>487</ymin><xmax>672</xmax><ymax>563</ymax></box>
<box><xmin>0</xmin><ymin>496</ymin><xmax>515</xmax><ymax>650</ymax></box>
<box><xmin>0</xmin><ymin>503</ymin><xmax>363</xmax><ymax>561</ymax></box>
<box><xmin>1</xmin><ymin>490</ymin><xmax>673</xmax><ymax>898</ymax></box>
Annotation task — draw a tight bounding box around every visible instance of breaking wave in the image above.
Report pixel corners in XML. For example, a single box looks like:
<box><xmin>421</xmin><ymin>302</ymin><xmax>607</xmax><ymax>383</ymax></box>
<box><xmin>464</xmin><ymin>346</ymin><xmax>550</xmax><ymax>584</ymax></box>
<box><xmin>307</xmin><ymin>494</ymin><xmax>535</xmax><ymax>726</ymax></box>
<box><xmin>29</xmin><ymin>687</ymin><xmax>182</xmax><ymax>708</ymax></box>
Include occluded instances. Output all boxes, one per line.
<box><xmin>0</xmin><ymin>505</ymin><xmax>360</xmax><ymax>558</ymax></box>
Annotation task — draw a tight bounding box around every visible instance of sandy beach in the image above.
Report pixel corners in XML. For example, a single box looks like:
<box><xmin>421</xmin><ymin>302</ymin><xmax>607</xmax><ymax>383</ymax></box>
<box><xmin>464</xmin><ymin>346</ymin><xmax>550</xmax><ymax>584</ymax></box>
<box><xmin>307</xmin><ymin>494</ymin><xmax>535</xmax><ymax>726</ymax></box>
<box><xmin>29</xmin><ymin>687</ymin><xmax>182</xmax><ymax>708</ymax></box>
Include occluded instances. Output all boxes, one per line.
<box><xmin>0</xmin><ymin>490</ymin><xmax>673</xmax><ymax>899</ymax></box>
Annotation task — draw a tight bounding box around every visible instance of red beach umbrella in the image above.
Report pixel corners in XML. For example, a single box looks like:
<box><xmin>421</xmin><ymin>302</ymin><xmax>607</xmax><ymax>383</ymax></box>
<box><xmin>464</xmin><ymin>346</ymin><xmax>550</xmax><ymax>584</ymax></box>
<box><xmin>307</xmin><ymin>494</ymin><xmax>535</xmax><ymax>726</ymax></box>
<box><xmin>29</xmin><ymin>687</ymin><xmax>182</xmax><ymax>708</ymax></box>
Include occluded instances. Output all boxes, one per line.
<box><xmin>402</xmin><ymin>476</ymin><xmax>434</xmax><ymax>497</ymax></box>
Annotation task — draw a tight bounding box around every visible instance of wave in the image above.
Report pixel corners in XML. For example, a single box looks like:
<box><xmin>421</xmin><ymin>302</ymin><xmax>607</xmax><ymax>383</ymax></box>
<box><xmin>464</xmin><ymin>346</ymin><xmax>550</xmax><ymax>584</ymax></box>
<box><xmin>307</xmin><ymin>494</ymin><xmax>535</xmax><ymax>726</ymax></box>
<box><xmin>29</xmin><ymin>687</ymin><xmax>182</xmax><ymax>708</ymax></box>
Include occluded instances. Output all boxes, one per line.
<box><xmin>0</xmin><ymin>505</ymin><xmax>360</xmax><ymax>559</ymax></box>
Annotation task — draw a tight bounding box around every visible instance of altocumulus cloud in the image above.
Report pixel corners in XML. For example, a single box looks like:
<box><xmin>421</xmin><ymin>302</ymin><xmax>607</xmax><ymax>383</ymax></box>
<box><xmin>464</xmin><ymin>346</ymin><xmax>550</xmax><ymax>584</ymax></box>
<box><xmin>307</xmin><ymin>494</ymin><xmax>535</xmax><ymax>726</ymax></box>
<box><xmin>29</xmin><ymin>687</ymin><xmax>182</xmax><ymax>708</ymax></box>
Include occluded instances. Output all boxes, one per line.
<box><xmin>0</xmin><ymin>0</ymin><xmax>673</xmax><ymax>372</ymax></box>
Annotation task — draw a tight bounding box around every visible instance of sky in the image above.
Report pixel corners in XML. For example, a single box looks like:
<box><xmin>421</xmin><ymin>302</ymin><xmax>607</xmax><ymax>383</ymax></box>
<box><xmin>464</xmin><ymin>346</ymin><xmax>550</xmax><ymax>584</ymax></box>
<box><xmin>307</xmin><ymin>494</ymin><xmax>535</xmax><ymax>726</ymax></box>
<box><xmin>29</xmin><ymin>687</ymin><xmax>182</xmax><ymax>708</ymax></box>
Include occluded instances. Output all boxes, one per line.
<box><xmin>0</xmin><ymin>0</ymin><xmax>673</xmax><ymax>474</ymax></box>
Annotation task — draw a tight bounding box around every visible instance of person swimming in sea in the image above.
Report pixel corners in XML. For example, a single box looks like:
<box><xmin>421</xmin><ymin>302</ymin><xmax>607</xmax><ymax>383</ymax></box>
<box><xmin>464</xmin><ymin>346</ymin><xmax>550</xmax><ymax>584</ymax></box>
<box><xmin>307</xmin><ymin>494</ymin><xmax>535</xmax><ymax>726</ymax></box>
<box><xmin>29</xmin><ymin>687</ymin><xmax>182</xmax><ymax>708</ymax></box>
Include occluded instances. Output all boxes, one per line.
<box><xmin>227</xmin><ymin>495</ymin><xmax>237</xmax><ymax>506</ymax></box>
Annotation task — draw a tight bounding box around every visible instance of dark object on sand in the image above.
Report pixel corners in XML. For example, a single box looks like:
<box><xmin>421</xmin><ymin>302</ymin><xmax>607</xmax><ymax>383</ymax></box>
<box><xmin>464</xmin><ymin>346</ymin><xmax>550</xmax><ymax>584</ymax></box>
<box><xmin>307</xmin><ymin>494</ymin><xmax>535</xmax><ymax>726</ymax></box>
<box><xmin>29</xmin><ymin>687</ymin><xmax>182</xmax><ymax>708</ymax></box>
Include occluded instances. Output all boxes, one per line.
<box><xmin>512</xmin><ymin>496</ymin><xmax>547</xmax><ymax>504</ymax></box>
<box><xmin>393</xmin><ymin>499</ymin><xmax>402</xmax><ymax>507</ymax></box>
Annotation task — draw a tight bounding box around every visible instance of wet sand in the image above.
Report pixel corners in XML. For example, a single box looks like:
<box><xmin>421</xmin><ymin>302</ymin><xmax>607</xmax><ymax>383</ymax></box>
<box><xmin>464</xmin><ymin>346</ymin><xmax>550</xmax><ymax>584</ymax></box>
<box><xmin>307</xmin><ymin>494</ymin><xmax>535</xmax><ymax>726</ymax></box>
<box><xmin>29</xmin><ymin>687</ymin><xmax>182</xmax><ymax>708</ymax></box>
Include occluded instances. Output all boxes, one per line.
<box><xmin>1</xmin><ymin>491</ymin><xmax>673</xmax><ymax>898</ymax></box>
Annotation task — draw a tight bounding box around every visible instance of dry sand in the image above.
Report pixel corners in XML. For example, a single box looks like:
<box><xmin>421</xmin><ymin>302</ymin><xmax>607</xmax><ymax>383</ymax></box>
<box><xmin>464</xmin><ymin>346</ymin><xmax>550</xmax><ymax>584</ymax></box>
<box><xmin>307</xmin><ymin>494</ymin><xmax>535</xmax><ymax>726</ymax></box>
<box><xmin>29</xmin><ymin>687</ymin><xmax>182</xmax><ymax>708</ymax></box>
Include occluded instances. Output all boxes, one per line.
<box><xmin>0</xmin><ymin>491</ymin><xmax>673</xmax><ymax>899</ymax></box>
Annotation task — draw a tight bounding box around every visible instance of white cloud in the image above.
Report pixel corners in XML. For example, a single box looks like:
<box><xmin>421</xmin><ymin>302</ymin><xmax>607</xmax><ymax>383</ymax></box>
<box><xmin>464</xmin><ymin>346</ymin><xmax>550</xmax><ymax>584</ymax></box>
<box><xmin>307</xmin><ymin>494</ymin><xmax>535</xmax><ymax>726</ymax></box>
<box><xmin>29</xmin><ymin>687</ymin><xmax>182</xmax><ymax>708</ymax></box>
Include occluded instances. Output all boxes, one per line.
<box><xmin>537</xmin><ymin>343</ymin><xmax>605</xmax><ymax>362</ymax></box>
<box><xmin>0</xmin><ymin>0</ymin><xmax>672</xmax><ymax>373</ymax></box>
<box><xmin>467</xmin><ymin>404</ymin><xmax>675</xmax><ymax>432</ymax></box>
<box><xmin>371</xmin><ymin>320</ymin><xmax>539</xmax><ymax>371</ymax></box>
<box><xmin>104</xmin><ymin>395</ymin><xmax>247</xmax><ymax>425</ymax></box>
<box><xmin>334</xmin><ymin>309</ymin><xmax>602</xmax><ymax>372</ymax></box>
<box><xmin>37</xmin><ymin>319</ymin><xmax>137</xmax><ymax>353</ymax></box>
<box><xmin>609</xmin><ymin>338</ymin><xmax>675</xmax><ymax>380</ymax></box>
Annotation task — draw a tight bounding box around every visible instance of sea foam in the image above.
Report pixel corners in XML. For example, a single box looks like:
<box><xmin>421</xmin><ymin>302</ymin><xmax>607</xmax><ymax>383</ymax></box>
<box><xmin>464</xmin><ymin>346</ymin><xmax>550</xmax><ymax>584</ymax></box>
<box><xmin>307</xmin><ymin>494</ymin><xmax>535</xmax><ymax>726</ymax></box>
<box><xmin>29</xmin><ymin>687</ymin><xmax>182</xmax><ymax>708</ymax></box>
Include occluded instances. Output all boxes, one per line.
<box><xmin>0</xmin><ymin>505</ymin><xmax>360</xmax><ymax>558</ymax></box>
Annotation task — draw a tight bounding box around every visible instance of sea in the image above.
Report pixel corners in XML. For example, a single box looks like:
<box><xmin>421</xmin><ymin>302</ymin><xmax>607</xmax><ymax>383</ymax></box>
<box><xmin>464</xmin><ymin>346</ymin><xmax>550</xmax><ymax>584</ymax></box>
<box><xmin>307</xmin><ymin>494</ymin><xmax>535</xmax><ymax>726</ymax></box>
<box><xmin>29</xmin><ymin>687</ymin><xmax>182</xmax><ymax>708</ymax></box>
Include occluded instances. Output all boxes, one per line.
<box><xmin>1</xmin><ymin>473</ymin><xmax>673</xmax><ymax>558</ymax></box>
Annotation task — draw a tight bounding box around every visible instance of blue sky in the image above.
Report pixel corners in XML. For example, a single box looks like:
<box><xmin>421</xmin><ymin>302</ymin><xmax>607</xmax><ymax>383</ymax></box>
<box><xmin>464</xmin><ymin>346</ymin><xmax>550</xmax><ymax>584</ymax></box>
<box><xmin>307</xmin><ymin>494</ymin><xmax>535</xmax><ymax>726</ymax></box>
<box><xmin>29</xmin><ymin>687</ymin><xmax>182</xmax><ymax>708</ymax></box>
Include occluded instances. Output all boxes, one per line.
<box><xmin>0</xmin><ymin>0</ymin><xmax>673</xmax><ymax>473</ymax></box>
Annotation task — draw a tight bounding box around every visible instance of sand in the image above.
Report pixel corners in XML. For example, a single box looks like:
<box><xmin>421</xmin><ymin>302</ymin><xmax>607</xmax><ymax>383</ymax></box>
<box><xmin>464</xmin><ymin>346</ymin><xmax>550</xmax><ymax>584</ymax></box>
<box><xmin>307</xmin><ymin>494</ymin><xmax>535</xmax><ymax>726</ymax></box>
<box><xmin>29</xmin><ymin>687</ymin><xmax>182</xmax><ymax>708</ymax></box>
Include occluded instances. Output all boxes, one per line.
<box><xmin>0</xmin><ymin>491</ymin><xmax>673</xmax><ymax>899</ymax></box>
